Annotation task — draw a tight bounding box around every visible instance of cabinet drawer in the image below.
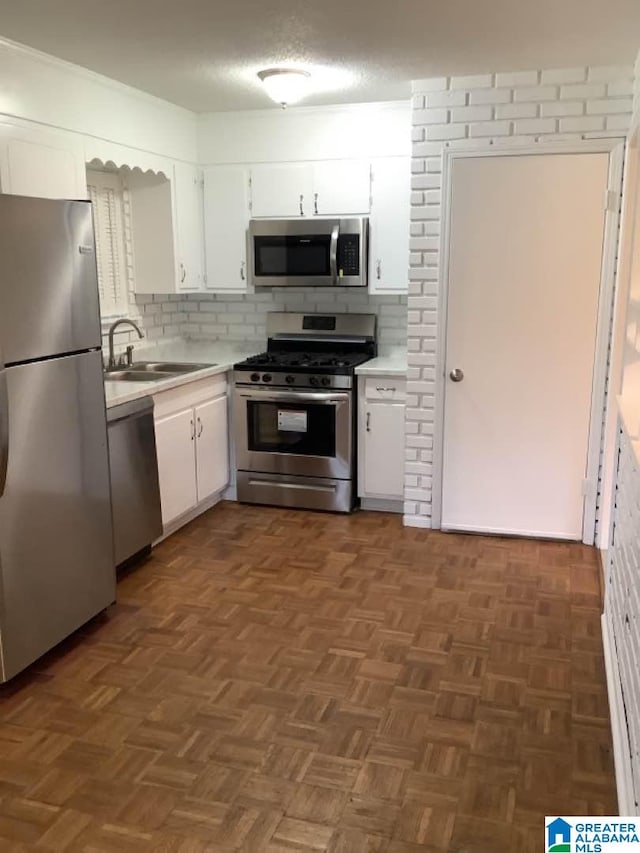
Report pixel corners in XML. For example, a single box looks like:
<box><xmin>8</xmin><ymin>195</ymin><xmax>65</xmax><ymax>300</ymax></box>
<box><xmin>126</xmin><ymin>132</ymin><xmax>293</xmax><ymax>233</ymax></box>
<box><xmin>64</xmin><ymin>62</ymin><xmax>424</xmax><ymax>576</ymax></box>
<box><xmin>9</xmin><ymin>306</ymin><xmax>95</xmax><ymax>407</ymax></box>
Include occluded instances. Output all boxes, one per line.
<box><xmin>153</xmin><ymin>374</ymin><xmax>228</xmax><ymax>418</ymax></box>
<box><xmin>364</xmin><ymin>377</ymin><xmax>406</xmax><ymax>402</ymax></box>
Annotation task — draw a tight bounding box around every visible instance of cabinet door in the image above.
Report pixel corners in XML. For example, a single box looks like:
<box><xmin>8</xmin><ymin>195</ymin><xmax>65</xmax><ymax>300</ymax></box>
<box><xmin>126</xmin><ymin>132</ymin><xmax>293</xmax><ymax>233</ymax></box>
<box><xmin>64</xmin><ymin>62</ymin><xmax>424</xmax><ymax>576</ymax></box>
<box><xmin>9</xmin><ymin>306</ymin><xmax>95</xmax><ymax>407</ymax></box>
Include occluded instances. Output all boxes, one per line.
<box><xmin>313</xmin><ymin>160</ymin><xmax>371</xmax><ymax>215</ymax></box>
<box><xmin>195</xmin><ymin>395</ymin><xmax>229</xmax><ymax>503</ymax></box>
<box><xmin>173</xmin><ymin>162</ymin><xmax>204</xmax><ymax>292</ymax></box>
<box><xmin>362</xmin><ymin>401</ymin><xmax>405</xmax><ymax>498</ymax></box>
<box><xmin>155</xmin><ymin>408</ymin><xmax>197</xmax><ymax>526</ymax></box>
<box><xmin>369</xmin><ymin>158</ymin><xmax>411</xmax><ymax>293</ymax></box>
<box><xmin>128</xmin><ymin>170</ymin><xmax>177</xmax><ymax>295</ymax></box>
<box><xmin>204</xmin><ymin>166</ymin><xmax>250</xmax><ymax>291</ymax></box>
<box><xmin>250</xmin><ymin>163</ymin><xmax>313</xmax><ymax>217</ymax></box>
<box><xmin>0</xmin><ymin>125</ymin><xmax>87</xmax><ymax>199</ymax></box>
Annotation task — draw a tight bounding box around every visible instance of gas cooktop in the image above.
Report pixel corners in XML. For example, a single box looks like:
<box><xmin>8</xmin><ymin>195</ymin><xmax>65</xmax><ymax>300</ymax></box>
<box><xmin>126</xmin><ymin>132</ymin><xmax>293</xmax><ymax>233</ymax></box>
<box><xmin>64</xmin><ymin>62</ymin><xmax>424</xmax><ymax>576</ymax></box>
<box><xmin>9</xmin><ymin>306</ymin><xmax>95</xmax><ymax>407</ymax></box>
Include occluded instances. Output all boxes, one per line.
<box><xmin>234</xmin><ymin>350</ymin><xmax>372</xmax><ymax>375</ymax></box>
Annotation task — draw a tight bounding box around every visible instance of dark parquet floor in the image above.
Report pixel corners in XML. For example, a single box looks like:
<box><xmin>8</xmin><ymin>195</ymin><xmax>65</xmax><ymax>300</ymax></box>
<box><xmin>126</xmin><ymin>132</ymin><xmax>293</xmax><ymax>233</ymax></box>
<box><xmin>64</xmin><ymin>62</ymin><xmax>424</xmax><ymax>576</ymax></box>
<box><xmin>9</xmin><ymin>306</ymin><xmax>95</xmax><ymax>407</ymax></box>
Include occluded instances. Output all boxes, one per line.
<box><xmin>0</xmin><ymin>503</ymin><xmax>617</xmax><ymax>851</ymax></box>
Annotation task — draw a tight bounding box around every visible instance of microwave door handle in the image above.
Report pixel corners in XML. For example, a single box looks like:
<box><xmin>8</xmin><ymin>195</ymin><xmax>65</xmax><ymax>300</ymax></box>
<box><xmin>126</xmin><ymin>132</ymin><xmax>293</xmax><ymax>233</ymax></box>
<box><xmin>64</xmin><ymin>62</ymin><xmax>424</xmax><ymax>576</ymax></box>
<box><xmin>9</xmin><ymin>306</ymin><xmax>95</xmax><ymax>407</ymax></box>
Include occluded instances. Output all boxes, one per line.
<box><xmin>0</xmin><ymin>350</ymin><xmax>8</xmax><ymax>499</ymax></box>
<box><xmin>330</xmin><ymin>225</ymin><xmax>339</xmax><ymax>285</ymax></box>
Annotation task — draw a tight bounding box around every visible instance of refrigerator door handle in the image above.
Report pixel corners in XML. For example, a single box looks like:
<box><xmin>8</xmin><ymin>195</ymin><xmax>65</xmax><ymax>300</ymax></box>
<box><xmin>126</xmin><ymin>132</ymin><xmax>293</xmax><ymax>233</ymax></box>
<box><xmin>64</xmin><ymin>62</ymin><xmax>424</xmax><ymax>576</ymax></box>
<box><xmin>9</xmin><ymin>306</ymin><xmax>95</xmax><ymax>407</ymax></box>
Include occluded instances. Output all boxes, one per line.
<box><xmin>0</xmin><ymin>352</ymin><xmax>8</xmax><ymax>498</ymax></box>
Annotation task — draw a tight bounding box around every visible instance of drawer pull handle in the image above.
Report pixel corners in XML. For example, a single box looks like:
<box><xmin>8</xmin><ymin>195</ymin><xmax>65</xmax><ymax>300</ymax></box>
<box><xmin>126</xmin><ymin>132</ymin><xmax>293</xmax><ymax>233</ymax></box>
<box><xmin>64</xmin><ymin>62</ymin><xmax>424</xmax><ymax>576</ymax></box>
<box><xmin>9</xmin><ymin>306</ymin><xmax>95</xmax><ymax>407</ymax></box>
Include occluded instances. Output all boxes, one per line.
<box><xmin>366</xmin><ymin>411</ymin><xmax>371</xmax><ymax>432</ymax></box>
<box><xmin>376</xmin><ymin>386</ymin><xmax>396</xmax><ymax>392</ymax></box>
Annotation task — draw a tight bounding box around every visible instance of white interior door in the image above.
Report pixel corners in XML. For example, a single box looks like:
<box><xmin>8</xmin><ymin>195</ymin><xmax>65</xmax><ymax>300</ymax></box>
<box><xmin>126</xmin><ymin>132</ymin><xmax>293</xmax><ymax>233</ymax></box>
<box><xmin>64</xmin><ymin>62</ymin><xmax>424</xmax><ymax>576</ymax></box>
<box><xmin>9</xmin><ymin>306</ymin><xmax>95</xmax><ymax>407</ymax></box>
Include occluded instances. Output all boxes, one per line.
<box><xmin>442</xmin><ymin>151</ymin><xmax>609</xmax><ymax>539</ymax></box>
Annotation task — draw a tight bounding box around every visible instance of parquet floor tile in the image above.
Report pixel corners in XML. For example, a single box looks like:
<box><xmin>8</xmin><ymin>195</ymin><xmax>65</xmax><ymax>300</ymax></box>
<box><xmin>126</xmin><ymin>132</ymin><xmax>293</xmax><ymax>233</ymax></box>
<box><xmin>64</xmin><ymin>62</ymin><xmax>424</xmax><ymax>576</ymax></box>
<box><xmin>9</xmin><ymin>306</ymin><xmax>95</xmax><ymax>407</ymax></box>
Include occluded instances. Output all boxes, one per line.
<box><xmin>0</xmin><ymin>503</ymin><xmax>617</xmax><ymax>850</ymax></box>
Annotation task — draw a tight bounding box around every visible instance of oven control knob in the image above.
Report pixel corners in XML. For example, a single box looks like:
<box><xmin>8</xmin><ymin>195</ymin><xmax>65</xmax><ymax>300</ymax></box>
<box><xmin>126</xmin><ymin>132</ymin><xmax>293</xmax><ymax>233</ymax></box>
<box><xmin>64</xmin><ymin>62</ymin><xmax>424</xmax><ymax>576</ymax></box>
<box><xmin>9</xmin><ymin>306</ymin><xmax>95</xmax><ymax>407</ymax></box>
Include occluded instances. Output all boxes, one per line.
<box><xmin>285</xmin><ymin>375</ymin><xmax>295</xmax><ymax>384</ymax></box>
<box><xmin>309</xmin><ymin>376</ymin><xmax>319</xmax><ymax>386</ymax></box>
<box><xmin>262</xmin><ymin>373</ymin><xmax>272</xmax><ymax>383</ymax></box>
<box><xmin>321</xmin><ymin>377</ymin><xmax>330</xmax><ymax>387</ymax></box>
<box><xmin>250</xmin><ymin>373</ymin><xmax>260</xmax><ymax>382</ymax></box>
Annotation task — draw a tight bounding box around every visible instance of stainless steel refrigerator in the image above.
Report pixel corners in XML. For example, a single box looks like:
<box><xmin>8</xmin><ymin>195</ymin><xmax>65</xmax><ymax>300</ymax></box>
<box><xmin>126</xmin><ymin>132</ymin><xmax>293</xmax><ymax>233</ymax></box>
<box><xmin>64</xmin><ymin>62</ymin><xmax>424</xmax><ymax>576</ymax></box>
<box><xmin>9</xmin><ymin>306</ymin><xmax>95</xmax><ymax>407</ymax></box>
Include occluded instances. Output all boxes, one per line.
<box><xmin>0</xmin><ymin>194</ymin><xmax>115</xmax><ymax>682</ymax></box>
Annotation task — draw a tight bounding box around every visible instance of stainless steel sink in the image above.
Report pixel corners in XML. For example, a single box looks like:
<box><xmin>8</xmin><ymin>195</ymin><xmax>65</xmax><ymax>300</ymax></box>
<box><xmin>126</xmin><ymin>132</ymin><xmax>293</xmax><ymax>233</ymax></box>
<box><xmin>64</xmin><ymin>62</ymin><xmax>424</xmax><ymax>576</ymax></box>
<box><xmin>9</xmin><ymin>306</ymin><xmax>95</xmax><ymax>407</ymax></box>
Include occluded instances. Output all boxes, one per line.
<box><xmin>104</xmin><ymin>370</ymin><xmax>169</xmax><ymax>382</ymax></box>
<box><xmin>104</xmin><ymin>361</ymin><xmax>216</xmax><ymax>383</ymax></box>
<box><xmin>130</xmin><ymin>361</ymin><xmax>216</xmax><ymax>373</ymax></box>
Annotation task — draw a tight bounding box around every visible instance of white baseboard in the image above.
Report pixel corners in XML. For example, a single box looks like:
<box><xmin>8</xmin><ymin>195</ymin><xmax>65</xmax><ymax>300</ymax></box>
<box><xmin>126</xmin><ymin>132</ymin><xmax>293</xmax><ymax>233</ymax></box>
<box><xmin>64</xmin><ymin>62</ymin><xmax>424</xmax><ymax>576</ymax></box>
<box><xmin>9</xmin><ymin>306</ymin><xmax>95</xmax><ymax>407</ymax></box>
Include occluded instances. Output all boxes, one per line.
<box><xmin>360</xmin><ymin>498</ymin><xmax>403</xmax><ymax>514</ymax></box>
<box><xmin>601</xmin><ymin>612</ymin><xmax>637</xmax><ymax>815</ymax></box>
<box><xmin>154</xmin><ymin>492</ymin><xmax>224</xmax><ymax>544</ymax></box>
<box><xmin>223</xmin><ymin>484</ymin><xmax>237</xmax><ymax>501</ymax></box>
<box><xmin>403</xmin><ymin>514</ymin><xmax>432</xmax><ymax>529</ymax></box>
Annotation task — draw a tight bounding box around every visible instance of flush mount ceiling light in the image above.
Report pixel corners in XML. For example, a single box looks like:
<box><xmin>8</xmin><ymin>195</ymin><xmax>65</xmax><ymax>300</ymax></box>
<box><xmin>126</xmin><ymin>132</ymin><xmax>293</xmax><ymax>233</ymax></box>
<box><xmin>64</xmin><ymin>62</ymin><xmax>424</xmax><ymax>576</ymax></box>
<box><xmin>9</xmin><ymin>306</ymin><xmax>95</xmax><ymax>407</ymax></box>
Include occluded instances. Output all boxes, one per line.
<box><xmin>257</xmin><ymin>68</ymin><xmax>311</xmax><ymax>108</ymax></box>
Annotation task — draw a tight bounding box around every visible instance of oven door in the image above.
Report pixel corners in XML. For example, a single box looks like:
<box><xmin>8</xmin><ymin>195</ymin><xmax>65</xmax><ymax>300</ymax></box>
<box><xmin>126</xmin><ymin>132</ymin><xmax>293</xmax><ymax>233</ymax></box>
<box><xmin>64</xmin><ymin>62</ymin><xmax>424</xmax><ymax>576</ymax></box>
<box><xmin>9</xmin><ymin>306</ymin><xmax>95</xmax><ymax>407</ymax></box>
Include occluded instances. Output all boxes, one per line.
<box><xmin>234</xmin><ymin>387</ymin><xmax>352</xmax><ymax>479</ymax></box>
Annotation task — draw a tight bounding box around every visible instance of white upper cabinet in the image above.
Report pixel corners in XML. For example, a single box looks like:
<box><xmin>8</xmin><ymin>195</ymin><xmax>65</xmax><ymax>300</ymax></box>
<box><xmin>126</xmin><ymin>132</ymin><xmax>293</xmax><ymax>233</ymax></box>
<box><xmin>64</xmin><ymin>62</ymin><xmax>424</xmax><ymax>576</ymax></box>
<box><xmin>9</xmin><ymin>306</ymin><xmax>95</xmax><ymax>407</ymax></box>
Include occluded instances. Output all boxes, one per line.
<box><xmin>250</xmin><ymin>160</ymin><xmax>371</xmax><ymax>218</ymax></box>
<box><xmin>250</xmin><ymin>163</ymin><xmax>313</xmax><ymax>218</ymax></box>
<box><xmin>369</xmin><ymin>157</ymin><xmax>411</xmax><ymax>294</ymax></box>
<box><xmin>204</xmin><ymin>166</ymin><xmax>251</xmax><ymax>292</ymax></box>
<box><xmin>128</xmin><ymin>170</ymin><xmax>177</xmax><ymax>295</ymax></box>
<box><xmin>173</xmin><ymin>162</ymin><xmax>204</xmax><ymax>292</ymax></box>
<box><xmin>0</xmin><ymin>123</ymin><xmax>87</xmax><ymax>200</ymax></box>
<box><xmin>312</xmin><ymin>160</ymin><xmax>371</xmax><ymax>216</ymax></box>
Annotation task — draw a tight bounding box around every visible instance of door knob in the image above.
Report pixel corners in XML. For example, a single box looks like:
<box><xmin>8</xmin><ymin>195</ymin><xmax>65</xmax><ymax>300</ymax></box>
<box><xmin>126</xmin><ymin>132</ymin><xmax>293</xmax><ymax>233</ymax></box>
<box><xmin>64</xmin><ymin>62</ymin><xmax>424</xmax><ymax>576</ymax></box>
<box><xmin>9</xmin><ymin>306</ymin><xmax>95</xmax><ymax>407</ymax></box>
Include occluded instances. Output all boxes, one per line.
<box><xmin>449</xmin><ymin>368</ymin><xmax>464</xmax><ymax>382</ymax></box>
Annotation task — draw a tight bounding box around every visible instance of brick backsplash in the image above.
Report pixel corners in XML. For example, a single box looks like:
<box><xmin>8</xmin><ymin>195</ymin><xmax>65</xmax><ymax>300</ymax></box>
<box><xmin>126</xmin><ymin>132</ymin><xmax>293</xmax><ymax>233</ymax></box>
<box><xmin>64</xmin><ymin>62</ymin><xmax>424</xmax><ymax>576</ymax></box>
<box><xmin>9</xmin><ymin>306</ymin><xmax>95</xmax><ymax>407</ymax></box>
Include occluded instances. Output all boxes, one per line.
<box><xmin>176</xmin><ymin>289</ymin><xmax>408</xmax><ymax>349</ymax></box>
<box><xmin>101</xmin><ymin>289</ymin><xmax>407</xmax><ymax>361</ymax></box>
<box><xmin>406</xmin><ymin>63</ymin><xmax>635</xmax><ymax>528</ymax></box>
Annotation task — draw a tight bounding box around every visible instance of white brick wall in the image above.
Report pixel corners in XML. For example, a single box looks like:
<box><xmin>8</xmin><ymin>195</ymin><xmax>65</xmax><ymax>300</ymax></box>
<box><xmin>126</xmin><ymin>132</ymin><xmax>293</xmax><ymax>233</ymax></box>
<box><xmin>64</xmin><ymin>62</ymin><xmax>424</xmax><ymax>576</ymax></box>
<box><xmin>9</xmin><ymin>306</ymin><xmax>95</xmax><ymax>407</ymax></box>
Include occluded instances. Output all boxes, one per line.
<box><xmin>405</xmin><ymin>65</ymin><xmax>635</xmax><ymax>526</ymax></box>
<box><xmin>176</xmin><ymin>290</ymin><xmax>408</xmax><ymax>349</ymax></box>
<box><xmin>607</xmin><ymin>427</ymin><xmax>640</xmax><ymax>811</ymax></box>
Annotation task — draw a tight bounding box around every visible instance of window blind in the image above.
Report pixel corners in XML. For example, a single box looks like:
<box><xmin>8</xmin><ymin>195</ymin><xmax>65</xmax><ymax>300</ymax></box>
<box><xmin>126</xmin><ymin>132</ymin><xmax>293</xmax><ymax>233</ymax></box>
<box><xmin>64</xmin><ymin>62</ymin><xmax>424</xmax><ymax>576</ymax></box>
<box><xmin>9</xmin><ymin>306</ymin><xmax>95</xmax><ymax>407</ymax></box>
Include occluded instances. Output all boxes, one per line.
<box><xmin>87</xmin><ymin>170</ymin><xmax>129</xmax><ymax>318</ymax></box>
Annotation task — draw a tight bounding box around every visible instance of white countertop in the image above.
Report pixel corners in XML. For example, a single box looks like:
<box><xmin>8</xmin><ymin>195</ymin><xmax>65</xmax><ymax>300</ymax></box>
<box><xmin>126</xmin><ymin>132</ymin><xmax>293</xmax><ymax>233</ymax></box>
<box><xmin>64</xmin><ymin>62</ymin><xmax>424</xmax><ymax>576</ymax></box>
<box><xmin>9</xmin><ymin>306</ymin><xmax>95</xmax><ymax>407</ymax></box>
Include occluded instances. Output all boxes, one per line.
<box><xmin>356</xmin><ymin>349</ymin><xmax>408</xmax><ymax>377</ymax></box>
<box><xmin>104</xmin><ymin>339</ymin><xmax>262</xmax><ymax>409</ymax></box>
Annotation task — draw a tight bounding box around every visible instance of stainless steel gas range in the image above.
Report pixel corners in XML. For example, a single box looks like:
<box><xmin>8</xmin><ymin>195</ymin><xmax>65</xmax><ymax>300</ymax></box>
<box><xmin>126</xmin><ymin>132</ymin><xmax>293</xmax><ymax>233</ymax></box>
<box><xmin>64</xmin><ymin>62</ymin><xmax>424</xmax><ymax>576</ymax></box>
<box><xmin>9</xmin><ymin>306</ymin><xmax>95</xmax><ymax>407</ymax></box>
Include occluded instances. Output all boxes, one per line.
<box><xmin>233</xmin><ymin>313</ymin><xmax>377</xmax><ymax>512</ymax></box>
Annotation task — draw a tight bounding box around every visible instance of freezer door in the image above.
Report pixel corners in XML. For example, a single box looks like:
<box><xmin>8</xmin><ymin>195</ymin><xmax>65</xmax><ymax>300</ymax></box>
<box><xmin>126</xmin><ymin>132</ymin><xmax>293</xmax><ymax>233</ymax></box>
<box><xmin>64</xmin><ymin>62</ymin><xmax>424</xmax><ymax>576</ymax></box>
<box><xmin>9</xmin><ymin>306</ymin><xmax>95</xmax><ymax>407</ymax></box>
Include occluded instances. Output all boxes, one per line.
<box><xmin>0</xmin><ymin>195</ymin><xmax>101</xmax><ymax>365</ymax></box>
<box><xmin>0</xmin><ymin>350</ymin><xmax>115</xmax><ymax>681</ymax></box>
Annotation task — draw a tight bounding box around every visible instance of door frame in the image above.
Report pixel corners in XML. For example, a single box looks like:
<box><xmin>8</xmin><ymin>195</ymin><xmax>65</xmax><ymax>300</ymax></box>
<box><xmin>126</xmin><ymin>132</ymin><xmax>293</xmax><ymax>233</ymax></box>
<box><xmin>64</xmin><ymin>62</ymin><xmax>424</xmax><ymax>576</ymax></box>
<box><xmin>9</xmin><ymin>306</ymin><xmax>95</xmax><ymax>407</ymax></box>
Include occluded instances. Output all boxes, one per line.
<box><xmin>432</xmin><ymin>140</ymin><xmax>625</xmax><ymax>543</ymax></box>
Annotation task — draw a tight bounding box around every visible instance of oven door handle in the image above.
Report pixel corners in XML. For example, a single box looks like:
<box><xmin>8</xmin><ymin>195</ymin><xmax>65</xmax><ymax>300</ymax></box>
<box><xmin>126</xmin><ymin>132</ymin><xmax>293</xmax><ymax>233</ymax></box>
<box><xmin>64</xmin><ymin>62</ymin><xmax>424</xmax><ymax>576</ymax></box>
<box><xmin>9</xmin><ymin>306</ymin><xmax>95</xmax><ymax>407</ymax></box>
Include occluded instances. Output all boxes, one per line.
<box><xmin>238</xmin><ymin>390</ymin><xmax>349</xmax><ymax>405</ymax></box>
<box><xmin>329</xmin><ymin>224</ymin><xmax>339</xmax><ymax>285</ymax></box>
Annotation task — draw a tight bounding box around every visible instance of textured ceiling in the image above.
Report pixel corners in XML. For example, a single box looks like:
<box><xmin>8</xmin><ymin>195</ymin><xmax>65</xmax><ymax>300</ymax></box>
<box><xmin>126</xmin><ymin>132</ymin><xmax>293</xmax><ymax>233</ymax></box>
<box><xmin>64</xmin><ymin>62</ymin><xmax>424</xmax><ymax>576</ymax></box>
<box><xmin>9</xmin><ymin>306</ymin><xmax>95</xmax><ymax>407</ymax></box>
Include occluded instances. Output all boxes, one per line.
<box><xmin>0</xmin><ymin>0</ymin><xmax>639</xmax><ymax>112</ymax></box>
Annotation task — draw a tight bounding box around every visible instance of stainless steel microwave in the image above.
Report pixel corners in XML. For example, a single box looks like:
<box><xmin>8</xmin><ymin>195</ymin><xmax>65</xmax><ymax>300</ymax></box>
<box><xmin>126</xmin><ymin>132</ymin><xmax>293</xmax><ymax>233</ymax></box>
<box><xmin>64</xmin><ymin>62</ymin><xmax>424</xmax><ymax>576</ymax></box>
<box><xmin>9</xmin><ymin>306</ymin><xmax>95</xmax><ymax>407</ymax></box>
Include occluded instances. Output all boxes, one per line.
<box><xmin>249</xmin><ymin>217</ymin><xmax>369</xmax><ymax>288</ymax></box>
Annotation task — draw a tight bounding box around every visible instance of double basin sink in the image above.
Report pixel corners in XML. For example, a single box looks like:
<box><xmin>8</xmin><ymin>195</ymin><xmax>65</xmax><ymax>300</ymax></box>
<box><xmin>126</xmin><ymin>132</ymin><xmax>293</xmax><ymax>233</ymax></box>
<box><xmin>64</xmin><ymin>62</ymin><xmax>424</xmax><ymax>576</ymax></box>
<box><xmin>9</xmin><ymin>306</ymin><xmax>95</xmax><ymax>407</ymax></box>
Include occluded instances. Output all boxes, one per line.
<box><xmin>104</xmin><ymin>361</ymin><xmax>216</xmax><ymax>382</ymax></box>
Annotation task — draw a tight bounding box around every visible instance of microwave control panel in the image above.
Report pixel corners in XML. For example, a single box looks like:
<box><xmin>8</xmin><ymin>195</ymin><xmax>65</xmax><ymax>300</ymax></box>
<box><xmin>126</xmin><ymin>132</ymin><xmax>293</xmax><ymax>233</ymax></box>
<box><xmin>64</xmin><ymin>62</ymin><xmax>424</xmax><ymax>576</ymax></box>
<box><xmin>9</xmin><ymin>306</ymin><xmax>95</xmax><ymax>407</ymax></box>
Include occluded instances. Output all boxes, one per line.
<box><xmin>337</xmin><ymin>235</ymin><xmax>360</xmax><ymax>277</ymax></box>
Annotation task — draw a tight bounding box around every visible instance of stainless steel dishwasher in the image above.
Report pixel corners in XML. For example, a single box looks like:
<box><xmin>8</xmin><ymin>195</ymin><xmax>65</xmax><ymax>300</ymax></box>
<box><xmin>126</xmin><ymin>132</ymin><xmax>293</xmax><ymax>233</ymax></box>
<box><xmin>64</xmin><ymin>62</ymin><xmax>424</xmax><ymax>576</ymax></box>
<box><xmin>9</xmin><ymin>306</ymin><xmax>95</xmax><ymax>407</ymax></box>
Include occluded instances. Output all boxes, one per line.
<box><xmin>107</xmin><ymin>396</ymin><xmax>163</xmax><ymax>568</ymax></box>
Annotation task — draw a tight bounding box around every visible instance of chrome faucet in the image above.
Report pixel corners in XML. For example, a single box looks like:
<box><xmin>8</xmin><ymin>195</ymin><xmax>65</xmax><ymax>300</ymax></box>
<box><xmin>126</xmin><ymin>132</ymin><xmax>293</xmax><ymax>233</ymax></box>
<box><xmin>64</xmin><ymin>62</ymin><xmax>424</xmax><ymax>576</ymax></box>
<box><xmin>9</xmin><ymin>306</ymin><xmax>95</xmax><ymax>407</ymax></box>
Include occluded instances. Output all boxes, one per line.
<box><xmin>107</xmin><ymin>319</ymin><xmax>144</xmax><ymax>369</ymax></box>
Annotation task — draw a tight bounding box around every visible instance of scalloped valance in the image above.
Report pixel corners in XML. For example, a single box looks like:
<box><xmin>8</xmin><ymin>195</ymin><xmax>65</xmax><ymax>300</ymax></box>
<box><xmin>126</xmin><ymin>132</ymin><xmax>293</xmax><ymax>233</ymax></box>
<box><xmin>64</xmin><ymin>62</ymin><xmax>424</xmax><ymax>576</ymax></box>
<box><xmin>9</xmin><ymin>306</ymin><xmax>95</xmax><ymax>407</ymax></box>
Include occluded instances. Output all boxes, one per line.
<box><xmin>85</xmin><ymin>139</ymin><xmax>172</xmax><ymax>180</ymax></box>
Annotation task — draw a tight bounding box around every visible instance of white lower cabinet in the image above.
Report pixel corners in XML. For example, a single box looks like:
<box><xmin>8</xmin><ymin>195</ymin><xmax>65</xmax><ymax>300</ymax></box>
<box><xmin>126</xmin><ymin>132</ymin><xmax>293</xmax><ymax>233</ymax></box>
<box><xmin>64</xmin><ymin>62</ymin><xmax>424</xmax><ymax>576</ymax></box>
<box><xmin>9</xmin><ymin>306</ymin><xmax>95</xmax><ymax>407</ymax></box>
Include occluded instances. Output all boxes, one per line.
<box><xmin>154</xmin><ymin>376</ymin><xmax>230</xmax><ymax>528</ymax></box>
<box><xmin>195</xmin><ymin>396</ymin><xmax>229</xmax><ymax>503</ymax></box>
<box><xmin>155</xmin><ymin>408</ymin><xmax>198</xmax><ymax>525</ymax></box>
<box><xmin>358</xmin><ymin>376</ymin><xmax>406</xmax><ymax>503</ymax></box>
